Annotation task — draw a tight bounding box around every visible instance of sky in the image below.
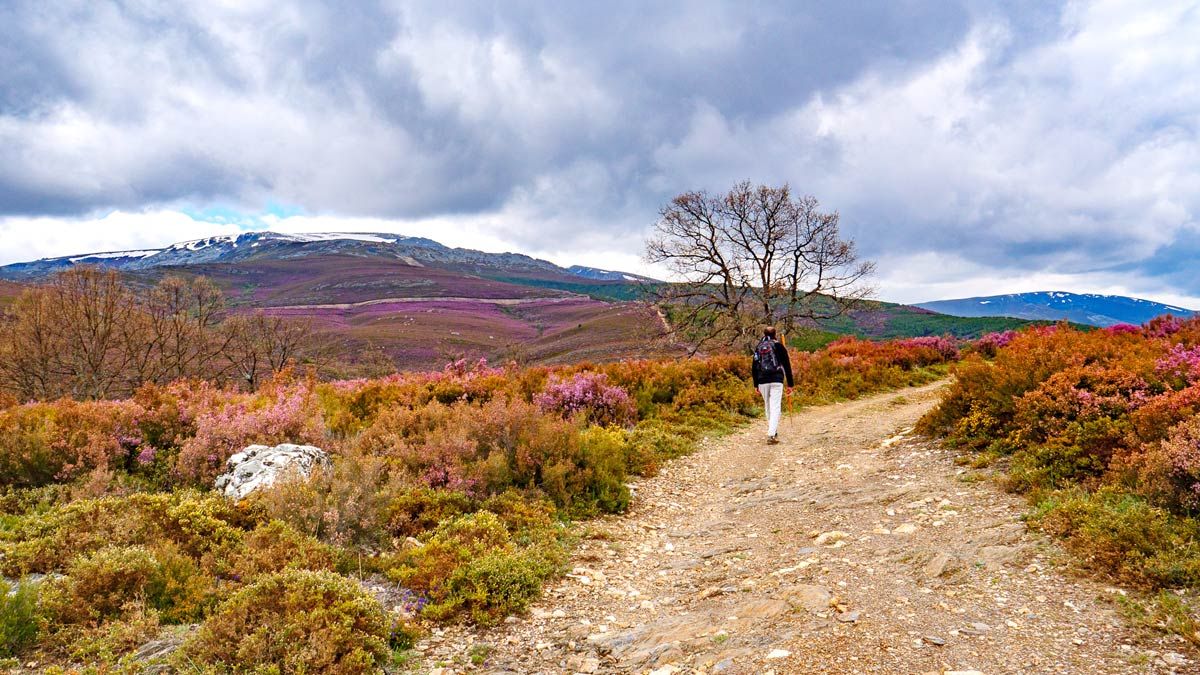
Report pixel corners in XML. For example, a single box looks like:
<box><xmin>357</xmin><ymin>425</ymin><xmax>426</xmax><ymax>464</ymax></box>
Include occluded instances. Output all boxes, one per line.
<box><xmin>1</xmin><ymin>0</ymin><xmax>1199</xmax><ymax>306</ymax></box>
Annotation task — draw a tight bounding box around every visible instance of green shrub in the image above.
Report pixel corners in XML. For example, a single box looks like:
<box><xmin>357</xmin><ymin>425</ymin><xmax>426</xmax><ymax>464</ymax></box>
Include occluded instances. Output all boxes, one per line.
<box><xmin>180</xmin><ymin>569</ymin><xmax>389</xmax><ymax>674</ymax></box>
<box><xmin>0</xmin><ymin>491</ymin><xmax>253</xmax><ymax>576</ymax></box>
<box><xmin>0</xmin><ymin>578</ymin><xmax>39</xmax><ymax>658</ymax></box>
<box><xmin>434</xmin><ymin>545</ymin><xmax>563</xmax><ymax>624</ymax></box>
<box><xmin>1030</xmin><ymin>488</ymin><xmax>1200</xmax><ymax>588</ymax></box>
<box><xmin>145</xmin><ymin>543</ymin><xmax>217</xmax><ymax>624</ymax></box>
<box><xmin>228</xmin><ymin>520</ymin><xmax>337</xmax><ymax>581</ymax></box>
<box><xmin>385</xmin><ymin>487</ymin><xmax>475</xmax><ymax>539</ymax></box>
<box><xmin>387</xmin><ymin>510</ymin><xmax>567</xmax><ymax>624</ymax></box>
<box><xmin>568</xmin><ymin>426</ymin><xmax>631</xmax><ymax>516</ymax></box>
<box><xmin>41</xmin><ymin>545</ymin><xmax>159</xmax><ymax>624</ymax></box>
<box><xmin>480</xmin><ymin>490</ymin><xmax>556</xmax><ymax>536</ymax></box>
<box><xmin>388</xmin><ymin>512</ymin><xmax>512</xmax><ymax>600</ymax></box>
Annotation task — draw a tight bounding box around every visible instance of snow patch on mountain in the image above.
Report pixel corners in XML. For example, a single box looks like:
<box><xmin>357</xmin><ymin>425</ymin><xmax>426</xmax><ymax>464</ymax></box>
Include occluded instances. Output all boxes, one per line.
<box><xmin>917</xmin><ymin>291</ymin><xmax>1198</xmax><ymax>327</ymax></box>
<box><xmin>68</xmin><ymin>250</ymin><xmax>160</xmax><ymax>263</ymax></box>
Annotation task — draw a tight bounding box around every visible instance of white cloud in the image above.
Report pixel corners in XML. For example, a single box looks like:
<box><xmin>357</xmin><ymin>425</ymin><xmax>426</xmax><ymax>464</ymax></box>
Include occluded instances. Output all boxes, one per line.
<box><xmin>0</xmin><ymin>211</ymin><xmax>247</xmax><ymax>264</ymax></box>
<box><xmin>3</xmin><ymin>1</ymin><xmax>1200</xmax><ymax>304</ymax></box>
<box><xmin>653</xmin><ymin>2</ymin><xmax>1200</xmax><ymax>277</ymax></box>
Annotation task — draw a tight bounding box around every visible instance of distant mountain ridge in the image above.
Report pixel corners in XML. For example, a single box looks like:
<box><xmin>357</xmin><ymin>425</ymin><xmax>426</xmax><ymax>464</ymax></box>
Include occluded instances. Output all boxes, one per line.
<box><xmin>917</xmin><ymin>291</ymin><xmax>1197</xmax><ymax>327</ymax></box>
<box><xmin>0</xmin><ymin>231</ymin><xmax>654</xmax><ymax>283</ymax></box>
<box><xmin>0</xmin><ymin>230</ymin><xmax>1051</xmax><ymax>370</ymax></box>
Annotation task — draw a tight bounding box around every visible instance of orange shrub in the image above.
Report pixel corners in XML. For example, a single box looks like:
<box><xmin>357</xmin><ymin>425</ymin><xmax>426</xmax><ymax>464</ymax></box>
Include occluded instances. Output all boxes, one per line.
<box><xmin>0</xmin><ymin>399</ymin><xmax>143</xmax><ymax>487</ymax></box>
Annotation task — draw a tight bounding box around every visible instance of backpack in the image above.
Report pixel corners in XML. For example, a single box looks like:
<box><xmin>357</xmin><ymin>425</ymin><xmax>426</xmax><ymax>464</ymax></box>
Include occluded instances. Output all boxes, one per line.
<box><xmin>754</xmin><ymin>337</ymin><xmax>783</xmax><ymax>374</ymax></box>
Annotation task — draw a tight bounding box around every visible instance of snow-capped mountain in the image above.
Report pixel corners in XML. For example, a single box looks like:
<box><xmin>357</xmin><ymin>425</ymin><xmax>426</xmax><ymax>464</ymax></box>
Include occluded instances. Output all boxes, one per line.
<box><xmin>566</xmin><ymin>266</ymin><xmax>656</xmax><ymax>283</ymax></box>
<box><xmin>916</xmin><ymin>291</ymin><xmax>1197</xmax><ymax>327</ymax></box>
<box><xmin>0</xmin><ymin>232</ymin><xmax>647</xmax><ymax>283</ymax></box>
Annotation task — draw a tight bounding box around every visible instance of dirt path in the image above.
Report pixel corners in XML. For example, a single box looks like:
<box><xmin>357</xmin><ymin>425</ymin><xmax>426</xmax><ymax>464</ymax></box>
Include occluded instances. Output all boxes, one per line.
<box><xmin>414</xmin><ymin>381</ymin><xmax>1191</xmax><ymax>674</ymax></box>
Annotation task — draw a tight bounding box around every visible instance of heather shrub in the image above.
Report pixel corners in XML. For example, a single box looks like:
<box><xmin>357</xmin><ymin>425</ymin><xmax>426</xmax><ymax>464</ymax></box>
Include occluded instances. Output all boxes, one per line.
<box><xmin>385</xmin><ymin>487</ymin><xmax>475</xmax><ymax>538</ymax></box>
<box><xmin>0</xmin><ymin>491</ymin><xmax>252</xmax><ymax>576</ymax></box>
<box><xmin>974</xmin><ymin>330</ymin><xmax>1017</xmax><ymax>357</ymax></box>
<box><xmin>356</xmin><ymin>397</ymin><xmax>629</xmax><ymax>515</ymax></box>
<box><xmin>893</xmin><ymin>335</ymin><xmax>960</xmax><ymax>364</ymax></box>
<box><xmin>228</xmin><ymin>520</ymin><xmax>337</xmax><ymax>581</ymax></box>
<box><xmin>252</xmin><ymin>451</ymin><xmax>396</xmax><ymax>548</ymax></box>
<box><xmin>1030</xmin><ymin>488</ymin><xmax>1200</xmax><ymax>587</ymax></box>
<box><xmin>0</xmin><ymin>578</ymin><xmax>39</xmax><ymax>658</ymax></box>
<box><xmin>41</xmin><ymin>546</ymin><xmax>159</xmax><ymax>625</ymax></box>
<box><xmin>1132</xmin><ymin>417</ymin><xmax>1200</xmax><ymax>512</ymax></box>
<box><xmin>1156</xmin><ymin>343</ymin><xmax>1200</xmax><ymax>390</ymax></box>
<box><xmin>0</xmin><ymin>399</ymin><xmax>143</xmax><ymax>488</ymax></box>
<box><xmin>180</xmin><ymin>569</ymin><xmax>389</xmax><ymax>674</ymax></box>
<box><xmin>1127</xmin><ymin>385</ymin><xmax>1200</xmax><ymax>445</ymax></box>
<box><xmin>175</xmin><ymin>382</ymin><xmax>324</xmax><ymax>485</ymax></box>
<box><xmin>1004</xmin><ymin>366</ymin><xmax>1146</xmax><ymax>490</ymax></box>
<box><xmin>535</xmin><ymin>371</ymin><xmax>636</xmax><ymax>427</ymax></box>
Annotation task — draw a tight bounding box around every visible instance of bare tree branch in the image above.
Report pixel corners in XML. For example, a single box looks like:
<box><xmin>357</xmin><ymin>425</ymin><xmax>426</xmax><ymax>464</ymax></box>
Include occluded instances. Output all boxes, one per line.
<box><xmin>646</xmin><ymin>182</ymin><xmax>875</xmax><ymax>351</ymax></box>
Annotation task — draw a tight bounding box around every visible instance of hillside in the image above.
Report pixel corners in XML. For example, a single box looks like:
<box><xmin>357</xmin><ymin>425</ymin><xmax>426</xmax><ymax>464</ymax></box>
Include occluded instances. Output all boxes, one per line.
<box><xmin>0</xmin><ymin>232</ymin><xmax>1039</xmax><ymax>371</ymax></box>
<box><xmin>917</xmin><ymin>290</ymin><xmax>1197</xmax><ymax>327</ymax></box>
<box><xmin>0</xmin><ymin>232</ymin><xmax>589</xmax><ymax>282</ymax></box>
<box><xmin>0</xmin><ymin>280</ymin><xmax>22</xmax><ymax>309</ymax></box>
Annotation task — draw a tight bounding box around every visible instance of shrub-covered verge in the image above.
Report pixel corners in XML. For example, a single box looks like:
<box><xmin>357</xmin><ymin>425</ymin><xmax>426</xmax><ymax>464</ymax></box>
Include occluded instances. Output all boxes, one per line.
<box><xmin>0</xmin><ymin>337</ymin><xmax>954</xmax><ymax>671</ymax></box>
<box><xmin>919</xmin><ymin>318</ymin><xmax>1200</xmax><ymax>641</ymax></box>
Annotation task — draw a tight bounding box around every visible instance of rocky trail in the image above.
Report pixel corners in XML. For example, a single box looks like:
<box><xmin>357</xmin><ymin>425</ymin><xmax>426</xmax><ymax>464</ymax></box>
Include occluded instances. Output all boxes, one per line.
<box><xmin>414</xmin><ymin>381</ymin><xmax>1192</xmax><ymax>674</ymax></box>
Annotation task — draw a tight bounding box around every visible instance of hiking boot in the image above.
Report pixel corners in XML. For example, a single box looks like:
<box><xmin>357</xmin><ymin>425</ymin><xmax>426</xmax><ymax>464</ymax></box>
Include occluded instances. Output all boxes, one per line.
<box><xmin>767</xmin><ymin>435</ymin><xmax>780</xmax><ymax>445</ymax></box>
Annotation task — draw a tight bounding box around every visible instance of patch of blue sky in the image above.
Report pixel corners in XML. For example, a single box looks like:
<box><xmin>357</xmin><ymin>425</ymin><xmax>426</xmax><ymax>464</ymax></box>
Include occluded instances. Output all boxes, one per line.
<box><xmin>181</xmin><ymin>202</ymin><xmax>306</xmax><ymax>228</ymax></box>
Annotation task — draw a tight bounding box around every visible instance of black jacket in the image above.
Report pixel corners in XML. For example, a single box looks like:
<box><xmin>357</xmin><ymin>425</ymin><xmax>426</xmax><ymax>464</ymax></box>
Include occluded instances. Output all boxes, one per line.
<box><xmin>751</xmin><ymin>338</ymin><xmax>794</xmax><ymax>387</ymax></box>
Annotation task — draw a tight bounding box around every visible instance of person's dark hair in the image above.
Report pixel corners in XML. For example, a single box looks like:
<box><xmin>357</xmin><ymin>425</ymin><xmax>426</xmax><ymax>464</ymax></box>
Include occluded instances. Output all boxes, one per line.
<box><xmin>763</xmin><ymin>326</ymin><xmax>777</xmax><ymax>338</ymax></box>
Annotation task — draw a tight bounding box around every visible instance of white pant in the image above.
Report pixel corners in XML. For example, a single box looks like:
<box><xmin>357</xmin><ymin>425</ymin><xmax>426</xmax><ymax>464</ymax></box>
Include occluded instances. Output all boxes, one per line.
<box><xmin>758</xmin><ymin>382</ymin><xmax>784</xmax><ymax>437</ymax></box>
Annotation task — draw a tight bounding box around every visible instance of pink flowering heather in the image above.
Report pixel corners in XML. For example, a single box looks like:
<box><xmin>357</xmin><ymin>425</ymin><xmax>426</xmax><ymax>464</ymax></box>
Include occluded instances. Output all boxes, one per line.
<box><xmin>1156</xmin><ymin>344</ymin><xmax>1200</xmax><ymax>387</ymax></box>
<box><xmin>1160</xmin><ymin>417</ymin><xmax>1200</xmax><ymax>510</ymax></box>
<box><xmin>1103</xmin><ymin>323</ymin><xmax>1142</xmax><ymax>335</ymax></box>
<box><xmin>135</xmin><ymin>445</ymin><xmax>158</xmax><ymax>465</ymax></box>
<box><xmin>534</xmin><ymin>371</ymin><xmax>636</xmax><ymax>427</ymax></box>
<box><xmin>175</xmin><ymin>383</ymin><xmax>324</xmax><ymax>484</ymax></box>
<box><xmin>974</xmin><ymin>330</ymin><xmax>1017</xmax><ymax>357</ymax></box>
<box><xmin>1145</xmin><ymin>315</ymin><xmax>1186</xmax><ymax>338</ymax></box>
<box><xmin>896</xmin><ymin>336</ymin><xmax>960</xmax><ymax>360</ymax></box>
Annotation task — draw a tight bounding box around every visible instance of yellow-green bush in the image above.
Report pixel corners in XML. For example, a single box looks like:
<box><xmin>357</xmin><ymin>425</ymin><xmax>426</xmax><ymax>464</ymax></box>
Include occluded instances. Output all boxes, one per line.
<box><xmin>1030</xmin><ymin>487</ymin><xmax>1200</xmax><ymax>588</ymax></box>
<box><xmin>385</xmin><ymin>487</ymin><xmax>475</xmax><ymax>538</ymax></box>
<box><xmin>0</xmin><ymin>578</ymin><xmax>39</xmax><ymax>658</ymax></box>
<box><xmin>0</xmin><ymin>491</ymin><xmax>253</xmax><ymax>576</ymax></box>
<box><xmin>385</xmin><ymin>510</ymin><xmax>567</xmax><ymax>623</ymax></box>
<box><xmin>180</xmin><ymin>569</ymin><xmax>389</xmax><ymax>674</ymax></box>
<box><xmin>41</xmin><ymin>546</ymin><xmax>158</xmax><ymax>624</ymax></box>
<box><xmin>228</xmin><ymin>520</ymin><xmax>337</xmax><ymax>580</ymax></box>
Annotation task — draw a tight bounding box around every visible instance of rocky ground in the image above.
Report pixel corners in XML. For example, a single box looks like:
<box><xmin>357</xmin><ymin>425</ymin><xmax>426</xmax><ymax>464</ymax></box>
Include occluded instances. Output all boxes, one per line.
<box><xmin>413</xmin><ymin>381</ymin><xmax>1194</xmax><ymax>675</ymax></box>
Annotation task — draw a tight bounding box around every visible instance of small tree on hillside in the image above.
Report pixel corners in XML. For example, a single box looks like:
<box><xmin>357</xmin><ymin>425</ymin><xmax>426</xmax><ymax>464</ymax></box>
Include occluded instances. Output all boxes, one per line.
<box><xmin>646</xmin><ymin>182</ymin><xmax>875</xmax><ymax>351</ymax></box>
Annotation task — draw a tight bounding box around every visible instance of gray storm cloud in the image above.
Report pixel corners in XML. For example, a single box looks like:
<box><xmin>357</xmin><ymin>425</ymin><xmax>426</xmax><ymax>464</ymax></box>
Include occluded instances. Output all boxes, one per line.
<box><xmin>1</xmin><ymin>0</ymin><xmax>1198</xmax><ymax>301</ymax></box>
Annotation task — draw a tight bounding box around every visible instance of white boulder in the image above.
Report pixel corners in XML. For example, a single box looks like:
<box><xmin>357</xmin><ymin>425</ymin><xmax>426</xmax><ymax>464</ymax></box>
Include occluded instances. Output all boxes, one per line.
<box><xmin>214</xmin><ymin>443</ymin><xmax>330</xmax><ymax>500</ymax></box>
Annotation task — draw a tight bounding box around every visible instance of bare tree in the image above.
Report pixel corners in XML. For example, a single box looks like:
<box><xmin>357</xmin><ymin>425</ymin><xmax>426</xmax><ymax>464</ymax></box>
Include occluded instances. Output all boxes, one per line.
<box><xmin>222</xmin><ymin>312</ymin><xmax>324</xmax><ymax>390</ymax></box>
<box><xmin>646</xmin><ymin>182</ymin><xmax>875</xmax><ymax>351</ymax></box>
<box><xmin>0</xmin><ymin>269</ymin><xmax>323</xmax><ymax>399</ymax></box>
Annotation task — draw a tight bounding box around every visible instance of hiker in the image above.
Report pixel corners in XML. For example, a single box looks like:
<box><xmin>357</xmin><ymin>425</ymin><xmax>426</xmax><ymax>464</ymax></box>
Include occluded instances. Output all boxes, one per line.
<box><xmin>751</xmin><ymin>326</ymin><xmax>794</xmax><ymax>444</ymax></box>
